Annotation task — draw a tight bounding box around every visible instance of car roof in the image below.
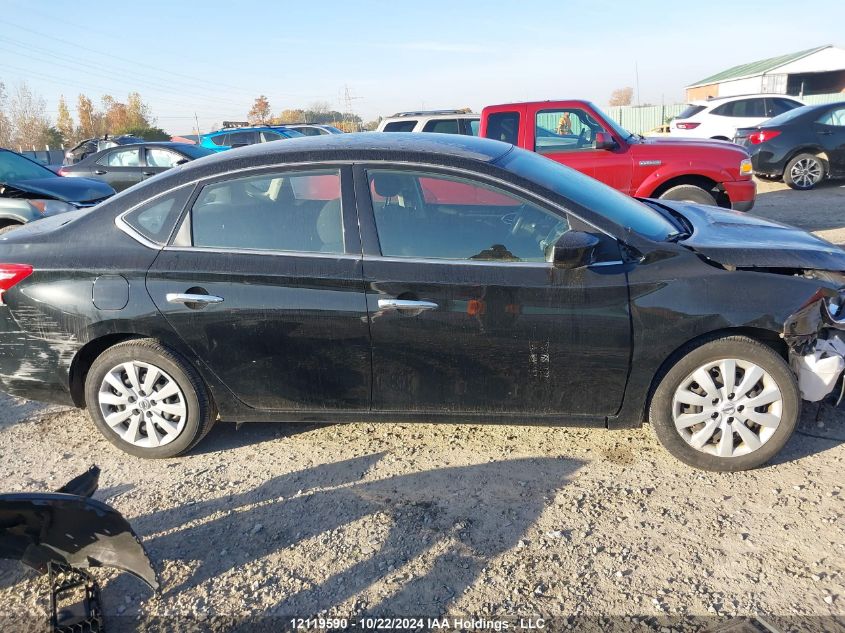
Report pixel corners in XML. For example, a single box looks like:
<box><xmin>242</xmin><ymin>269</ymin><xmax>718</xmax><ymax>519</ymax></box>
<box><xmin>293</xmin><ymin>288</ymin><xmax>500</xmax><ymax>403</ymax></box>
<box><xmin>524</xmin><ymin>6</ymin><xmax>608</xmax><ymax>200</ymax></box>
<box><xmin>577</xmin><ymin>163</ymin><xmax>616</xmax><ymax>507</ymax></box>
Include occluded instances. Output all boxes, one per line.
<box><xmin>203</xmin><ymin>125</ymin><xmax>292</xmax><ymax>136</ymax></box>
<box><xmin>693</xmin><ymin>93</ymin><xmax>803</xmax><ymax>105</ymax></box>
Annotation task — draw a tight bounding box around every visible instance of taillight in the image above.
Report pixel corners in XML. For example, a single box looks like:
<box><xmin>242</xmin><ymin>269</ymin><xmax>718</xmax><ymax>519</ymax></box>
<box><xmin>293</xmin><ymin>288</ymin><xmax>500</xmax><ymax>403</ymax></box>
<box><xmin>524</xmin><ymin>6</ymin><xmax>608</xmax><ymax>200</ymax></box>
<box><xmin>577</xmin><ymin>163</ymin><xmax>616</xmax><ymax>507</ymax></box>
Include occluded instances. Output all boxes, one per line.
<box><xmin>675</xmin><ymin>122</ymin><xmax>701</xmax><ymax>130</ymax></box>
<box><xmin>58</xmin><ymin>167</ymin><xmax>68</xmax><ymax>176</ymax></box>
<box><xmin>747</xmin><ymin>129</ymin><xmax>781</xmax><ymax>145</ymax></box>
<box><xmin>0</xmin><ymin>264</ymin><xmax>33</xmax><ymax>304</ymax></box>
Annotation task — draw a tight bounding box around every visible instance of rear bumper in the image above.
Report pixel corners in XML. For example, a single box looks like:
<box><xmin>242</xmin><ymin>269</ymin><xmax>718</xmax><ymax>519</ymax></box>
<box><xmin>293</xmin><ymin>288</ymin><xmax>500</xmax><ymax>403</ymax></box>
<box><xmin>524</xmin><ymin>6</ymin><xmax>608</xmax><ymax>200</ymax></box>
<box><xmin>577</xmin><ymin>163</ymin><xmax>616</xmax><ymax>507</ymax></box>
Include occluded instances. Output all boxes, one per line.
<box><xmin>723</xmin><ymin>179</ymin><xmax>756</xmax><ymax>212</ymax></box>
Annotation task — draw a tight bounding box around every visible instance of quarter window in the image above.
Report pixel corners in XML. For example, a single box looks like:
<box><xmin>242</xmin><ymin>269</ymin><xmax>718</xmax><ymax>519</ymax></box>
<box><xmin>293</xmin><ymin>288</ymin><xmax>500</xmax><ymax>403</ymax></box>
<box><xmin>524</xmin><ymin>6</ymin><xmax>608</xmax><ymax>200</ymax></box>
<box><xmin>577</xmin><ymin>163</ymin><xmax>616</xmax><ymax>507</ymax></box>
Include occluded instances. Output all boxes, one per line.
<box><xmin>98</xmin><ymin>148</ymin><xmax>141</xmax><ymax>167</ymax></box>
<box><xmin>191</xmin><ymin>169</ymin><xmax>343</xmax><ymax>253</ymax></box>
<box><xmin>123</xmin><ymin>187</ymin><xmax>192</xmax><ymax>245</ymax></box>
<box><xmin>260</xmin><ymin>131</ymin><xmax>282</xmax><ymax>142</ymax></box>
<box><xmin>367</xmin><ymin>170</ymin><xmax>568</xmax><ymax>262</ymax></box>
<box><xmin>712</xmin><ymin>99</ymin><xmax>766</xmax><ymax>117</ymax></box>
<box><xmin>535</xmin><ymin>108</ymin><xmax>604</xmax><ymax>153</ymax></box>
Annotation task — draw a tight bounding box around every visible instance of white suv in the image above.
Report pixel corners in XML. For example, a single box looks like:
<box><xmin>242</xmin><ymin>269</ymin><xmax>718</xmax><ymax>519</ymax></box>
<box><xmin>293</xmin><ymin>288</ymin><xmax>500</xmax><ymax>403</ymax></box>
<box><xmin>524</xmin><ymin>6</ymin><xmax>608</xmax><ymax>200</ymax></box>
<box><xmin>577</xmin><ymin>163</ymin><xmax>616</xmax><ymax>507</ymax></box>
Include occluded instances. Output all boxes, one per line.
<box><xmin>670</xmin><ymin>94</ymin><xmax>804</xmax><ymax>141</ymax></box>
<box><xmin>376</xmin><ymin>110</ymin><xmax>479</xmax><ymax>135</ymax></box>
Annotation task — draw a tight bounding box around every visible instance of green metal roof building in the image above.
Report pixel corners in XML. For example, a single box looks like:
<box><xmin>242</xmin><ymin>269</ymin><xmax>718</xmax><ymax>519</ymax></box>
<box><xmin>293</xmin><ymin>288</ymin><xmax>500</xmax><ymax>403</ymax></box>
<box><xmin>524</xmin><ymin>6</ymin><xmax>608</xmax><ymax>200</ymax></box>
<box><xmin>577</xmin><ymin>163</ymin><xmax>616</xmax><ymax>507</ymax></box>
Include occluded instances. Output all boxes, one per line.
<box><xmin>685</xmin><ymin>45</ymin><xmax>845</xmax><ymax>101</ymax></box>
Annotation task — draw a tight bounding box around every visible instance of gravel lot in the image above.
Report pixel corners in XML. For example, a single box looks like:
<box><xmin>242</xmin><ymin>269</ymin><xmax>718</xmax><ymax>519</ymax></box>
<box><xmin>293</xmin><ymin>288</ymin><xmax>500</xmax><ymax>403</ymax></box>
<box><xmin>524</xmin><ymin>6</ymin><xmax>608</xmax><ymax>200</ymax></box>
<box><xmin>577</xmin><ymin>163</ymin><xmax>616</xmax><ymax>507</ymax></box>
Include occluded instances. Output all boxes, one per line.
<box><xmin>1</xmin><ymin>179</ymin><xmax>844</xmax><ymax>631</ymax></box>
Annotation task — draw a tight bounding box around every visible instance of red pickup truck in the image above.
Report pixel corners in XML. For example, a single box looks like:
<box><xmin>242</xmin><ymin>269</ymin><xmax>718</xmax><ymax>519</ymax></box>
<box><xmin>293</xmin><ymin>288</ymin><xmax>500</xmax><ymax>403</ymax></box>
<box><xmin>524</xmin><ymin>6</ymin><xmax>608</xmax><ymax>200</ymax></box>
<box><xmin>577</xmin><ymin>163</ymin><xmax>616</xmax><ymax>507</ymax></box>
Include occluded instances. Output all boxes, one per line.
<box><xmin>480</xmin><ymin>100</ymin><xmax>756</xmax><ymax>211</ymax></box>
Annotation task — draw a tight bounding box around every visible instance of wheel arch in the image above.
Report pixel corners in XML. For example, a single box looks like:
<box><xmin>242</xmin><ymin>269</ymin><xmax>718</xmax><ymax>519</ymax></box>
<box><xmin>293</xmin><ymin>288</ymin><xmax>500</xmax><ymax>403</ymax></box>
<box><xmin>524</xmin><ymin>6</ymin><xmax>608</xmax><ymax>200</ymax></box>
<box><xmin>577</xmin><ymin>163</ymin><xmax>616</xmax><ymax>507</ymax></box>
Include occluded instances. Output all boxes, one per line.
<box><xmin>68</xmin><ymin>333</ymin><xmax>145</xmax><ymax>407</ymax></box>
<box><xmin>647</xmin><ymin>174</ymin><xmax>720</xmax><ymax>198</ymax></box>
<box><xmin>642</xmin><ymin>326</ymin><xmax>788</xmax><ymax>422</ymax></box>
<box><xmin>783</xmin><ymin>146</ymin><xmax>830</xmax><ymax>171</ymax></box>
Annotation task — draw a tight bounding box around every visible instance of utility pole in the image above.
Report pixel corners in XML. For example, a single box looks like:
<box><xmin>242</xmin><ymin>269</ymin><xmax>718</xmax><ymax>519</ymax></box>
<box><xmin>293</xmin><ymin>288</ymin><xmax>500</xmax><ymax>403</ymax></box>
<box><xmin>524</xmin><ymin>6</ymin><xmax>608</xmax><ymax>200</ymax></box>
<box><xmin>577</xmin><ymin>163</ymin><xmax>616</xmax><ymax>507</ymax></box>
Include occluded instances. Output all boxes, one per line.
<box><xmin>194</xmin><ymin>112</ymin><xmax>201</xmax><ymax>140</ymax></box>
<box><xmin>341</xmin><ymin>84</ymin><xmax>362</xmax><ymax>132</ymax></box>
<box><xmin>635</xmin><ymin>62</ymin><xmax>640</xmax><ymax>107</ymax></box>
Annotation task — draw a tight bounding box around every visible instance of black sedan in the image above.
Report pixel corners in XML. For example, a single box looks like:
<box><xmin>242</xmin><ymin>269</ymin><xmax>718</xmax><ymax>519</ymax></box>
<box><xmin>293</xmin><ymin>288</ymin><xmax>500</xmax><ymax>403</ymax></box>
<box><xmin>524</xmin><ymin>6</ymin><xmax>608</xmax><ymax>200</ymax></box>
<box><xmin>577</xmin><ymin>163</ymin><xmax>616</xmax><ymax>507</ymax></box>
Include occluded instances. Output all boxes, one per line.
<box><xmin>2</xmin><ymin>134</ymin><xmax>845</xmax><ymax>471</ymax></box>
<box><xmin>0</xmin><ymin>148</ymin><xmax>114</xmax><ymax>234</ymax></box>
<box><xmin>735</xmin><ymin>101</ymin><xmax>845</xmax><ymax>189</ymax></box>
<box><xmin>59</xmin><ymin>142</ymin><xmax>215</xmax><ymax>192</ymax></box>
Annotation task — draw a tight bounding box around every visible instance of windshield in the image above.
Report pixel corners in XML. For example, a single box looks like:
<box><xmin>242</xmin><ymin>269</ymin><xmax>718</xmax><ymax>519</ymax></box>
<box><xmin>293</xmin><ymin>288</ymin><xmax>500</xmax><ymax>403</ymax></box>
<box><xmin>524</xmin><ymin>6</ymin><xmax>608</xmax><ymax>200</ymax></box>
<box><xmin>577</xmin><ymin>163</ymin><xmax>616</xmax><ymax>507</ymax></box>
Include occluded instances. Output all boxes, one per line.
<box><xmin>589</xmin><ymin>102</ymin><xmax>636</xmax><ymax>140</ymax></box>
<box><xmin>0</xmin><ymin>150</ymin><xmax>58</xmax><ymax>182</ymax></box>
<box><xmin>497</xmin><ymin>147</ymin><xmax>679</xmax><ymax>241</ymax></box>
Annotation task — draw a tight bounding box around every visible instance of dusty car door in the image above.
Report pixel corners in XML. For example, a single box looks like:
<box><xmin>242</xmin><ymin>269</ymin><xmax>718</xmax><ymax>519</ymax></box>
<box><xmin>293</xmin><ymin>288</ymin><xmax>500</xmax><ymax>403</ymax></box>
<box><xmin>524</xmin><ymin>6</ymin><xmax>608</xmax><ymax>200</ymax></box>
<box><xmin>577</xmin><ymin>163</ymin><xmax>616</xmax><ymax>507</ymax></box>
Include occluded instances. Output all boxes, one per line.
<box><xmin>93</xmin><ymin>147</ymin><xmax>146</xmax><ymax>191</ymax></box>
<box><xmin>355</xmin><ymin>165</ymin><xmax>631</xmax><ymax>418</ymax></box>
<box><xmin>145</xmin><ymin>165</ymin><xmax>372</xmax><ymax>411</ymax></box>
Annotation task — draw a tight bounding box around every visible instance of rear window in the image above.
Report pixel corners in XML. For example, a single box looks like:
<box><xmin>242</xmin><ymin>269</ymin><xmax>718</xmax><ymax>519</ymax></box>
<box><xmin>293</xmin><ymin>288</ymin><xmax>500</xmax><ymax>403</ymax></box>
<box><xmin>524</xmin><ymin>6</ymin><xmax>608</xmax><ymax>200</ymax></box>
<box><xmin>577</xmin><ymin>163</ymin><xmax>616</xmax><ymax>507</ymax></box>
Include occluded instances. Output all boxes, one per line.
<box><xmin>384</xmin><ymin>120</ymin><xmax>417</xmax><ymax>132</ymax></box>
<box><xmin>123</xmin><ymin>186</ymin><xmax>192</xmax><ymax>244</ymax></box>
<box><xmin>676</xmin><ymin>104</ymin><xmax>706</xmax><ymax>119</ymax></box>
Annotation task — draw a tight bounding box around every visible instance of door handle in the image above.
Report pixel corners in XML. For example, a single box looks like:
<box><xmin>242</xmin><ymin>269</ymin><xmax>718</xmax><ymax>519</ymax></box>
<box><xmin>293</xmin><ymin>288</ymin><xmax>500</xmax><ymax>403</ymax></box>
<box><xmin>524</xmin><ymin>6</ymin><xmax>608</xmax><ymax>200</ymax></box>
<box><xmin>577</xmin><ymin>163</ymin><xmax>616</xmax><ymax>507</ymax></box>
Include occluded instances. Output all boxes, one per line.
<box><xmin>142</xmin><ymin>171</ymin><xmax>156</xmax><ymax>176</ymax></box>
<box><xmin>378</xmin><ymin>299</ymin><xmax>439</xmax><ymax>312</ymax></box>
<box><xmin>166</xmin><ymin>293</ymin><xmax>224</xmax><ymax>306</ymax></box>
<box><xmin>93</xmin><ymin>170</ymin><xmax>107</xmax><ymax>175</ymax></box>
<box><xmin>819</xmin><ymin>130</ymin><xmax>833</xmax><ymax>136</ymax></box>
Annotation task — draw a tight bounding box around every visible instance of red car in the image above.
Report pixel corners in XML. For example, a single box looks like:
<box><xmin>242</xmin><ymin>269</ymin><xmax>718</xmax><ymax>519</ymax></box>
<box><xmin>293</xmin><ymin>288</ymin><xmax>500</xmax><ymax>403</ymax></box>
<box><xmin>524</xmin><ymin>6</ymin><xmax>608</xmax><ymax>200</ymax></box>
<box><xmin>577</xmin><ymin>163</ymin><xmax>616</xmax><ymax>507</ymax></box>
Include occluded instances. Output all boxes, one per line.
<box><xmin>480</xmin><ymin>100</ymin><xmax>756</xmax><ymax>211</ymax></box>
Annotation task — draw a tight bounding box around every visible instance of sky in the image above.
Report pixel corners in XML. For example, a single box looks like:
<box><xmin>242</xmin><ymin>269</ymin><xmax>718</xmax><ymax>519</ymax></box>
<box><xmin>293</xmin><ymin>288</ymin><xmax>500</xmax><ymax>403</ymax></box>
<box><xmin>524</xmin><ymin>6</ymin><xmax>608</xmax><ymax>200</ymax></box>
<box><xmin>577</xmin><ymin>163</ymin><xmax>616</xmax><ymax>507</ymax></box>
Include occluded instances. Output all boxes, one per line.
<box><xmin>1</xmin><ymin>0</ymin><xmax>843</xmax><ymax>135</ymax></box>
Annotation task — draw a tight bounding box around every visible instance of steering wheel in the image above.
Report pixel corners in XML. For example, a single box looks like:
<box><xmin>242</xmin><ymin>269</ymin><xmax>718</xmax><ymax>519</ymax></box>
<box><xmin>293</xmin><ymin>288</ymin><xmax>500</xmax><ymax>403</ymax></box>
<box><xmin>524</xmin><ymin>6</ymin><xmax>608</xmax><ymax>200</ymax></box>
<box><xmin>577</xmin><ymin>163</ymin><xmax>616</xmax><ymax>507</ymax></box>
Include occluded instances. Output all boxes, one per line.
<box><xmin>576</xmin><ymin>127</ymin><xmax>588</xmax><ymax>148</ymax></box>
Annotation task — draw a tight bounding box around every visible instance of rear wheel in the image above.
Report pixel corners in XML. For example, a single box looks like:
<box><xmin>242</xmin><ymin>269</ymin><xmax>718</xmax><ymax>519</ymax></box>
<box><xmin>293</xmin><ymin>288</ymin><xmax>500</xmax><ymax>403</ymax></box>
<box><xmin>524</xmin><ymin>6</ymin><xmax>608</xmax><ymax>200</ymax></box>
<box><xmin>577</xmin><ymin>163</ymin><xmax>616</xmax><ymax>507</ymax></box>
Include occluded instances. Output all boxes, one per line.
<box><xmin>784</xmin><ymin>153</ymin><xmax>825</xmax><ymax>190</ymax></box>
<box><xmin>85</xmin><ymin>339</ymin><xmax>216</xmax><ymax>458</ymax></box>
<box><xmin>658</xmin><ymin>184</ymin><xmax>717</xmax><ymax>206</ymax></box>
<box><xmin>649</xmin><ymin>336</ymin><xmax>799</xmax><ymax>471</ymax></box>
<box><xmin>0</xmin><ymin>223</ymin><xmax>22</xmax><ymax>235</ymax></box>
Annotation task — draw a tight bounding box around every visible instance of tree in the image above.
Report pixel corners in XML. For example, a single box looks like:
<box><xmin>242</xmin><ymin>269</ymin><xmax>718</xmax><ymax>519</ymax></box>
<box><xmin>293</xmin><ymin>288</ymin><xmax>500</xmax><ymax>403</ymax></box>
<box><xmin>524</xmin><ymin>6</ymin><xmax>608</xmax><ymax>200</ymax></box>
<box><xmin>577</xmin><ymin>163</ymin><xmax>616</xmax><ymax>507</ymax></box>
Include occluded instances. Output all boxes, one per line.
<box><xmin>248</xmin><ymin>95</ymin><xmax>272</xmax><ymax>124</ymax></box>
<box><xmin>0</xmin><ymin>82</ymin><xmax>10</xmax><ymax>147</ymax></box>
<box><xmin>56</xmin><ymin>95</ymin><xmax>75</xmax><ymax>145</ymax></box>
<box><xmin>42</xmin><ymin>127</ymin><xmax>64</xmax><ymax>148</ymax></box>
<box><xmin>125</xmin><ymin>92</ymin><xmax>151</xmax><ymax>130</ymax></box>
<box><xmin>608</xmin><ymin>87</ymin><xmax>633</xmax><ymax>106</ymax></box>
<box><xmin>123</xmin><ymin>126</ymin><xmax>170</xmax><ymax>141</ymax></box>
<box><xmin>77</xmin><ymin>93</ymin><xmax>101</xmax><ymax>138</ymax></box>
<box><xmin>8</xmin><ymin>81</ymin><xmax>50</xmax><ymax>149</ymax></box>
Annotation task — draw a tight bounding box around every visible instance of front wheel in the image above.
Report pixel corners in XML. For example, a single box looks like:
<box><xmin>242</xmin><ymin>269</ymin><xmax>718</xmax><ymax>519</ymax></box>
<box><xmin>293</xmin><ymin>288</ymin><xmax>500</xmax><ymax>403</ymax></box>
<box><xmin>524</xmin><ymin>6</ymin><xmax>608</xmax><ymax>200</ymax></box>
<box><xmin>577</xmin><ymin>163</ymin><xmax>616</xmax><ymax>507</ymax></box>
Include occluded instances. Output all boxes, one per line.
<box><xmin>85</xmin><ymin>339</ymin><xmax>216</xmax><ymax>458</ymax></box>
<box><xmin>658</xmin><ymin>184</ymin><xmax>717</xmax><ymax>207</ymax></box>
<box><xmin>784</xmin><ymin>153</ymin><xmax>825</xmax><ymax>190</ymax></box>
<box><xmin>649</xmin><ymin>336</ymin><xmax>800</xmax><ymax>471</ymax></box>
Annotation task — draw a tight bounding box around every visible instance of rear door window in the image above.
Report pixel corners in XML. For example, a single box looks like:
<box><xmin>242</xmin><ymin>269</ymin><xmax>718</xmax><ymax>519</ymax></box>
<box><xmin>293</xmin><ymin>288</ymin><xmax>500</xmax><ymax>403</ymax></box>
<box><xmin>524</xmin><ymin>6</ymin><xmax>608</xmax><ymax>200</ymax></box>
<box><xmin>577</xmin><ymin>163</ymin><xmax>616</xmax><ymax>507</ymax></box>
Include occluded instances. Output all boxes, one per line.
<box><xmin>485</xmin><ymin>111</ymin><xmax>520</xmax><ymax>145</ymax></box>
<box><xmin>422</xmin><ymin>119</ymin><xmax>459</xmax><ymax>134</ymax></box>
<box><xmin>146</xmin><ymin>148</ymin><xmax>184</xmax><ymax>168</ymax></box>
<box><xmin>713</xmin><ymin>99</ymin><xmax>766</xmax><ymax>117</ymax></box>
<box><xmin>383</xmin><ymin>120</ymin><xmax>417</xmax><ymax>132</ymax></box>
<box><xmin>767</xmin><ymin>98</ymin><xmax>802</xmax><ymax>117</ymax></box>
<box><xmin>817</xmin><ymin>108</ymin><xmax>845</xmax><ymax>126</ymax></box>
<box><xmin>98</xmin><ymin>148</ymin><xmax>141</xmax><ymax>167</ymax></box>
<box><xmin>190</xmin><ymin>169</ymin><xmax>344</xmax><ymax>253</ymax></box>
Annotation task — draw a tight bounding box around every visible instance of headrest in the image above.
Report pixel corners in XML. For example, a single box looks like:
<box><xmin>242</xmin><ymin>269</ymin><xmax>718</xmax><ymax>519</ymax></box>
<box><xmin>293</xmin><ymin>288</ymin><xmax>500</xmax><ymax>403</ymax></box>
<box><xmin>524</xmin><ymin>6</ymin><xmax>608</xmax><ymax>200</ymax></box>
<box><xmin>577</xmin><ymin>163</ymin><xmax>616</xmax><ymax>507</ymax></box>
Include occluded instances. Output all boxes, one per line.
<box><xmin>372</xmin><ymin>173</ymin><xmax>405</xmax><ymax>198</ymax></box>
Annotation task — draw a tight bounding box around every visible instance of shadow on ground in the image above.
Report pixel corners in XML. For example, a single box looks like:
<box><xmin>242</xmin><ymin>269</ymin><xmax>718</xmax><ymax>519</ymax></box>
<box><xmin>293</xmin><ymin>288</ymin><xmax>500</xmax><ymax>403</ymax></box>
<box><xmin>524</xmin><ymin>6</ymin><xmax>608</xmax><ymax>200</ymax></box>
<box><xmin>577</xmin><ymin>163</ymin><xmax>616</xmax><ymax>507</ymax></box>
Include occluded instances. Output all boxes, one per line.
<box><xmin>133</xmin><ymin>453</ymin><xmax>582</xmax><ymax>617</ymax></box>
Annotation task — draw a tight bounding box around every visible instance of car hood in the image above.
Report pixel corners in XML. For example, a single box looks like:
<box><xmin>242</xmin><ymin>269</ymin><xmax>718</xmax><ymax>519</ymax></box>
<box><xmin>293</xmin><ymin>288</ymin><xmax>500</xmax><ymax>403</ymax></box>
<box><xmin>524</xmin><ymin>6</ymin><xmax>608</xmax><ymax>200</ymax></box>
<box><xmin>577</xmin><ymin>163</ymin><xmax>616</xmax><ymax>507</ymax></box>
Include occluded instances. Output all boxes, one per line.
<box><xmin>4</xmin><ymin>176</ymin><xmax>114</xmax><ymax>203</ymax></box>
<box><xmin>639</xmin><ymin>136</ymin><xmax>743</xmax><ymax>151</ymax></box>
<box><xmin>666</xmin><ymin>201</ymin><xmax>845</xmax><ymax>271</ymax></box>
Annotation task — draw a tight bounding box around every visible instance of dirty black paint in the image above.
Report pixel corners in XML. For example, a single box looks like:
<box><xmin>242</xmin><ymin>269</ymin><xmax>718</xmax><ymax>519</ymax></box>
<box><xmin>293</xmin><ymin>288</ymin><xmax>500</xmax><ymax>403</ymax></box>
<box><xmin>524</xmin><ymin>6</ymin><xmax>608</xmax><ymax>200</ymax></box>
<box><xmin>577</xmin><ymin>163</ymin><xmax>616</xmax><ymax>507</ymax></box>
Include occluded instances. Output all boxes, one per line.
<box><xmin>0</xmin><ymin>134</ymin><xmax>844</xmax><ymax>432</ymax></box>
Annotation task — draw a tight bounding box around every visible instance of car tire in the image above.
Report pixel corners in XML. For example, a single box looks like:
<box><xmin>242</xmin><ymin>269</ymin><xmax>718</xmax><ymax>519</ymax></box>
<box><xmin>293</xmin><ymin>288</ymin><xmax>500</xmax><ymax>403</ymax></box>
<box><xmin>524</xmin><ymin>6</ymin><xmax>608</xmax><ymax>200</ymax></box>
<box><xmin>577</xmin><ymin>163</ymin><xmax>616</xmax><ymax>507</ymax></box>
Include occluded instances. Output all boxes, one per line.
<box><xmin>0</xmin><ymin>223</ymin><xmax>22</xmax><ymax>235</ymax></box>
<box><xmin>648</xmin><ymin>335</ymin><xmax>800</xmax><ymax>472</ymax></box>
<box><xmin>85</xmin><ymin>338</ymin><xmax>217</xmax><ymax>458</ymax></box>
<box><xmin>784</xmin><ymin>153</ymin><xmax>825</xmax><ymax>190</ymax></box>
<box><xmin>658</xmin><ymin>184</ymin><xmax>717</xmax><ymax>206</ymax></box>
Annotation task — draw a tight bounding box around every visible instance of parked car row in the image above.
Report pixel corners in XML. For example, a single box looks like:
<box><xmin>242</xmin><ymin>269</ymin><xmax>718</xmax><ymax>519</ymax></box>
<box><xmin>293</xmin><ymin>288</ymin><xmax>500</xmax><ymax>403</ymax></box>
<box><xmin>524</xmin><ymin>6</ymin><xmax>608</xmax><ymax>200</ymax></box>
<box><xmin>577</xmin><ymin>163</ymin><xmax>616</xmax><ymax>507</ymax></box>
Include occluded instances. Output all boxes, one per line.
<box><xmin>4</xmin><ymin>133</ymin><xmax>845</xmax><ymax>472</ymax></box>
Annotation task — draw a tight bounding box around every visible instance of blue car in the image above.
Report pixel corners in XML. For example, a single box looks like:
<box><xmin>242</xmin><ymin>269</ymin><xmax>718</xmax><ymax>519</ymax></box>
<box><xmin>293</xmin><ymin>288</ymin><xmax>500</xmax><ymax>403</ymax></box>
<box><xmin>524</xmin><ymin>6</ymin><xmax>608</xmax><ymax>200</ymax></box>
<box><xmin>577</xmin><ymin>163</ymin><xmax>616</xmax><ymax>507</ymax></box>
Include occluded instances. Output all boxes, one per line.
<box><xmin>199</xmin><ymin>125</ymin><xmax>303</xmax><ymax>152</ymax></box>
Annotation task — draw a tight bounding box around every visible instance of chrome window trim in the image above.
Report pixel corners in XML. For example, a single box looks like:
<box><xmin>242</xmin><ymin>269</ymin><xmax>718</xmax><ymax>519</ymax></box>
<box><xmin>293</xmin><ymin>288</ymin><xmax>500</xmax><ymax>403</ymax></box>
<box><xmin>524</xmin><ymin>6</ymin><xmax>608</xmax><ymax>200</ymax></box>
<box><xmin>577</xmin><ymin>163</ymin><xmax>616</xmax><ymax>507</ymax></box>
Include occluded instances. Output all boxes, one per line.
<box><xmin>161</xmin><ymin>245</ymin><xmax>361</xmax><ymax>260</ymax></box>
<box><xmin>113</xmin><ymin>157</ymin><xmax>616</xmax><ymax>251</ymax></box>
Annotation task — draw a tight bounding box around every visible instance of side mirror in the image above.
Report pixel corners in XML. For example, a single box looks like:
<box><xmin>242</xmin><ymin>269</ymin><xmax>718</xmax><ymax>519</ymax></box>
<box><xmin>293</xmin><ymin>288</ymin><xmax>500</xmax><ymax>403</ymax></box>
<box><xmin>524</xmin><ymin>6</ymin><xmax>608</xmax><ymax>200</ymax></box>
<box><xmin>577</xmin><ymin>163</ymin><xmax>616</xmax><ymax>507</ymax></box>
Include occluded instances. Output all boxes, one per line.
<box><xmin>594</xmin><ymin>131</ymin><xmax>616</xmax><ymax>150</ymax></box>
<box><xmin>545</xmin><ymin>231</ymin><xmax>600</xmax><ymax>269</ymax></box>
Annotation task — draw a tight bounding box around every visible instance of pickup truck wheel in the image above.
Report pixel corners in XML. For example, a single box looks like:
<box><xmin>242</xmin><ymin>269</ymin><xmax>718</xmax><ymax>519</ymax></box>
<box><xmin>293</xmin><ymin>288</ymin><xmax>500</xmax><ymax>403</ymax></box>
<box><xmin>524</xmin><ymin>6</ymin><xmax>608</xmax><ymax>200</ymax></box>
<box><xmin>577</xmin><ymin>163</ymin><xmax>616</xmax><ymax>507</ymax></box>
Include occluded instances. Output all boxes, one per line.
<box><xmin>658</xmin><ymin>184</ymin><xmax>717</xmax><ymax>206</ymax></box>
<box><xmin>784</xmin><ymin>153</ymin><xmax>825</xmax><ymax>190</ymax></box>
<box><xmin>649</xmin><ymin>335</ymin><xmax>799</xmax><ymax>472</ymax></box>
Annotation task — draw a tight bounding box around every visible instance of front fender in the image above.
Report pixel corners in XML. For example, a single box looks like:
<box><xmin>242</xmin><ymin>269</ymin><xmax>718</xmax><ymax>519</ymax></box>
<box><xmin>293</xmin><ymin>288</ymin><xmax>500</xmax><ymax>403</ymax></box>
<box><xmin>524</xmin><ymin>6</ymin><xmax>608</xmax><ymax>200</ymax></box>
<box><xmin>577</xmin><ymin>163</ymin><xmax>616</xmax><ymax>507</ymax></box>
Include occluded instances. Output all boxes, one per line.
<box><xmin>633</xmin><ymin>162</ymin><xmax>737</xmax><ymax>198</ymax></box>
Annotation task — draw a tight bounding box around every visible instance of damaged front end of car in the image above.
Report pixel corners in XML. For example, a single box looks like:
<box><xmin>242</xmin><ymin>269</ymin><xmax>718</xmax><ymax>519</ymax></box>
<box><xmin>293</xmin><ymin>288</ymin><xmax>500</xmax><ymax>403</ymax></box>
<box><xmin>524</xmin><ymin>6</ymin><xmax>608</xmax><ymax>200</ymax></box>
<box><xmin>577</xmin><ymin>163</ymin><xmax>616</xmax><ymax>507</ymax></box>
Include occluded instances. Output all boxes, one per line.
<box><xmin>0</xmin><ymin>466</ymin><xmax>158</xmax><ymax>632</ymax></box>
<box><xmin>783</xmin><ymin>277</ymin><xmax>845</xmax><ymax>403</ymax></box>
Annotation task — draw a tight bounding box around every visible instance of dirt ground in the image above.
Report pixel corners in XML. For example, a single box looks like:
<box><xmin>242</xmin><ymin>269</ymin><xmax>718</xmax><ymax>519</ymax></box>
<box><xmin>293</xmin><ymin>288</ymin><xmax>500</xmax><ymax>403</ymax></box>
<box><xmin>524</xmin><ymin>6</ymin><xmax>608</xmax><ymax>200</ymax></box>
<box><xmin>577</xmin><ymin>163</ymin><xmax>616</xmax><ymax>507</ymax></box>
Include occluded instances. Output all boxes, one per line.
<box><xmin>0</xmin><ymin>179</ymin><xmax>844</xmax><ymax>632</ymax></box>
